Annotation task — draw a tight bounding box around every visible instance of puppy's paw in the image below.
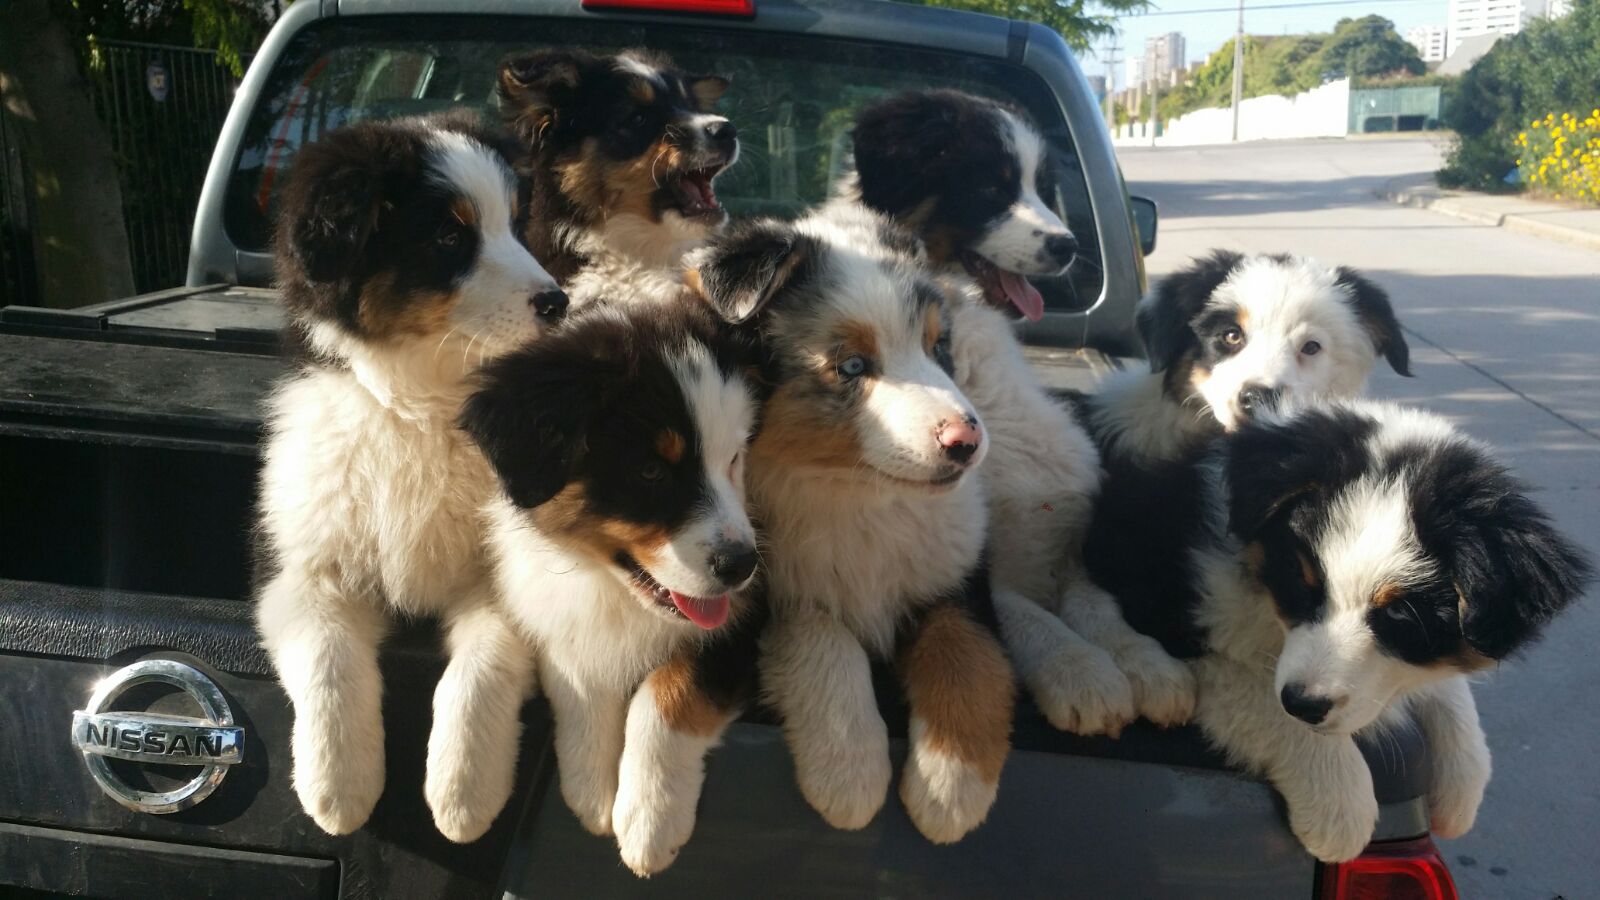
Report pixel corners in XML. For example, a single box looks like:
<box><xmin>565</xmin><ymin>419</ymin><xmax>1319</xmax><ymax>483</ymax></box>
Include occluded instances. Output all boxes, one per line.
<box><xmin>1428</xmin><ymin>754</ymin><xmax>1490</xmax><ymax>840</ymax></box>
<box><xmin>425</xmin><ymin>764</ymin><xmax>513</xmax><ymax>844</ymax></box>
<box><xmin>900</xmin><ymin>745</ymin><xmax>999</xmax><ymax>844</ymax></box>
<box><xmin>1119</xmin><ymin>639</ymin><xmax>1197</xmax><ymax>728</ymax></box>
<box><xmin>796</xmin><ymin>729</ymin><xmax>892</xmax><ymax>831</ymax></box>
<box><xmin>613</xmin><ymin>781</ymin><xmax>697</xmax><ymax>877</ymax></box>
<box><xmin>292</xmin><ymin>729</ymin><xmax>385</xmax><ymax>835</ymax></box>
<box><xmin>560</xmin><ymin>774</ymin><xmax>618</xmax><ymax>837</ymax></box>
<box><xmin>1284</xmin><ymin>762</ymin><xmax>1378</xmax><ymax>863</ymax></box>
<box><xmin>1030</xmin><ymin>642</ymin><xmax>1136</xmax><ymax>737</ymax></box>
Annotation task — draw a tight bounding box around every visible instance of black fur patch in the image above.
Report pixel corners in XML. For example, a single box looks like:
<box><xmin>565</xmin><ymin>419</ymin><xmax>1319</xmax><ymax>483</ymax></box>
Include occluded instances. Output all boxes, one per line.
<box><xmin>1335</xmin><ymin>267</ymin><xmax>1412</xmax><ymax>377</ymax></box>
<box><xmin>1136</xmin><ymin>249</ymin><xmax>1244</xmax><ymax>373</ymax></box>
<box><xmin>459</xmin><ymin>302</ymin><xmax>759</xmax><ymax>517</ymax></box>
<box><xmin>693</xmin><ymin>219</ymin><xmax>820</xmax><ymax>324</ymax></box>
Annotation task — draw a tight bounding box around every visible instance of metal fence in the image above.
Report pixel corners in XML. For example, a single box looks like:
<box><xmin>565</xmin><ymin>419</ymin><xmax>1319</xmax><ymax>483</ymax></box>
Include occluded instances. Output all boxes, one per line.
<box><xmin>1349</xmin><ymin>85</ymin><xmax>1444</xmax><ymax>135</ymax></box>
<box><xmin>0</xmin><ymin>39</ymin><xmax>240</xmax><ymax>307</ymax></box>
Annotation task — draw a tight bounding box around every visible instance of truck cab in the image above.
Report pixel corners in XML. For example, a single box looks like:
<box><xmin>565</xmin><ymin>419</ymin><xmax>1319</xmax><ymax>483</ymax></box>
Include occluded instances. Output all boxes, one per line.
<box><xmin>0</xmin><ymin>1</ymin><xmax>1449</xmax><ymax>897</ymax></box>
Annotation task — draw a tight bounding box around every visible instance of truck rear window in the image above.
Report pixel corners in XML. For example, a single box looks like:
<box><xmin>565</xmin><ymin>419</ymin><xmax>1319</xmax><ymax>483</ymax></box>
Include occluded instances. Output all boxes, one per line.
<box><xmin>224</xmin><ymin>16</ymin><xmax>1103</xmax><ymax>310</ymax></box>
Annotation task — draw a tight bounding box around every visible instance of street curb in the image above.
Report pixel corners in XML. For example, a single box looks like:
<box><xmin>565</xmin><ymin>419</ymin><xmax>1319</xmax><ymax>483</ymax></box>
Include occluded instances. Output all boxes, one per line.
<box><xmin>1380</xmin><ymin>176</ymin><xmax>1600</xmax><ymax>252</ymax></box>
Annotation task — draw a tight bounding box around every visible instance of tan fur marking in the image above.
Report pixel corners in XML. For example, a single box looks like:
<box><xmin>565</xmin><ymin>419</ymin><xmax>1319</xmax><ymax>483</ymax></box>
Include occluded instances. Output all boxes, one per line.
<box><xmin>920</xmin><ymin>220</ymin><xmax>960</xmax><ymax>266</ymax></box>
<box><xmin>750</xmin><ymin>381</ymin><xmax>863</xmax><ymax>472</ymax></box>
<box><xmin>450</xmin><ymin>196</ymin><xmax>477</xmax><ymax>228</ymax></box>
<box><xmin>923</xmin><ymin>306</ymin><xmax>944</xmax><ymax>355</ymax></box>
<box><xmin>897</xmin><ymin>604</ymin><xmax>1015</xmax><ymax>783</ymax></box>
<box><xmin>656</xmin><ymin>430</ymin><xmax>686</xmax><ymax>464</ymax></box>
<box><xmin>1372</xmin><ymin>581</ymin><xmax>1402</xmax><ymax>608</ymax></box>
<box><xmin>837</xmin><ymin>320</ymin><xmax>879</xmax><ymax>362</ymax></box>
<box><xmin>1299</xmin><ymin>552</ymin><xmax>1321</xmax><ymax>588</ymax></box>
<box><xmin>356</xmin><ymin>273</ymin><xmax>453</xmax><ymax>339</ymax></box>
<box><xmin>628</xmin><ymin>77</ymin><xmax>656</xmax><ymax>105</ymax></box>
<box><xmin>556</xmin><ymin>137</ymin><xmax>683</xmax><ymax>225</ymax></box>
<box><xmin>532</xmin><ymin>482</ymin><xmax>671</xmax><ymax>571</ymax></box>
<box><xmin>647</xmin><ymin>654</ymin><xmax>726</xmax><ymax>736</ymax></box>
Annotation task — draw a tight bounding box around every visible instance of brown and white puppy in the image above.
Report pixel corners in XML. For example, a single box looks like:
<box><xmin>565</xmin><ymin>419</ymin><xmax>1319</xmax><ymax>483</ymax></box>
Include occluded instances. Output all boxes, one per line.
<box><xmin>848</xmin><ymin>90</ymin><xmax>1194</xmax><ymax>735</ymax></box>
<box><xmin>461</xmin><ymin>300</ymin><xmax>765</xmax><ymax>877</ymax></box>
<box><xmin>256</xmin><ymin>111</ymin><xmax>565</xmax><ymax>842</ymax></box>
<box><xmin>691</xmin><ymin>202</ymin><xmax>1014</xmax><ymax>845</ymax></box>
<box><xmin>498</xmin><ymin>48</ymin><xmax>738</xmax><ymax>306</ymax></box>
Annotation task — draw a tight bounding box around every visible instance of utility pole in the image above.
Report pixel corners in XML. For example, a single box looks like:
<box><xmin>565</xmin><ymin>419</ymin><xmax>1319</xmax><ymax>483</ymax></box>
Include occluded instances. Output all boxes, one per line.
<box><xmin>1103</xmin><ymin>32</ymin><xmax>1121</xmax><ymax>138</ymax></box>
<box><xmin>1230</xmin><ymin>0</ymin><xmax>1245</xmax><ymax>141</ymax></box>
<box><xmin>1149</xmin><ymin>71</ymin><xmax>1161</xmax><ymax>147</ymax></box>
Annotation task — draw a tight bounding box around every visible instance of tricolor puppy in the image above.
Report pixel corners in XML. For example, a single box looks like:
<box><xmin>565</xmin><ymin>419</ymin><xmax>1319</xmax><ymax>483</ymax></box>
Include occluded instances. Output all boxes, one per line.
<box><xmin>691</xmin><ymin>203</ymin><xmax>1014</xmax><ymax>845</ymax></box>
<box><xmin>256</xmin><ymin>112</ymin><xmax>566</xmax><ymax>842</ymax></box>
<box><xmin>849</xmin><ymin>90</ymin><xmax>1193</xmax><ymax>735</ymax></box>
<box><xmin>1098</xmin><ymin>400</ymin><xmax>1591</xmax><ymax>862</ymax></box>
<box><xmin>1082</xmin><ymin>250</ymin><xmax>1411</xmax><ymax>467</ymax></box>
<box><xmin>461</xmin><ymin>301</ymin><xmax>764</xmax><ymax>877</ymax></box>
<box><xmin>498</xmin><ymin>48</ymin><xmax>738</xmax><ymax>304</ymax></box>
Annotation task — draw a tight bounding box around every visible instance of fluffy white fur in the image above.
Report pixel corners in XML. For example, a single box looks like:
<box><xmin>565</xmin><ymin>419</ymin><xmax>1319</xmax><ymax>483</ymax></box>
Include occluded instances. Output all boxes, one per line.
<box><xmin>256</xmin><ymin>131</ymin><xmax>554</xmax><ymax>841</ymax></box>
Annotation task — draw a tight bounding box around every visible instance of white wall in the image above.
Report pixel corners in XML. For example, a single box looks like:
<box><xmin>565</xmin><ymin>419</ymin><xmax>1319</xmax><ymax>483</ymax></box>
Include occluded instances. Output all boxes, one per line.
<box><xmin>1113</xmin><ymin>78</ymin><xmax>1351</xmax><ymax>147</ymax></box>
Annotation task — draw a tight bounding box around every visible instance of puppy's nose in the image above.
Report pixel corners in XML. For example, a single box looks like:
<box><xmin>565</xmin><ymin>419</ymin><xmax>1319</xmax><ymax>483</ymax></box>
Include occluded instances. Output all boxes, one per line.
<box><xmin>937</xmin><ymin>415</ymin><xmax>983</xmax><ymax>465</ymax></box>
<box><xmin>530</xmin><ymin>289</ymin><xmax>569</xmax><ymax>320</ymax></box>
<box><xmin>1042</xmin><ymin>233</ymin><xmax>1078</xmax><ymax>267</ymax></box>
<box><xmin>705</xmin><ymin>119</ymin><xmax>737</xmax><ymax>145</ymax></box>
<box><xmin>1280</xmin><ymin>684</ymin><xmax>1334</xmax><ymax>726</ymax></box>
<box><xmin>1238</xmin><ymin>384</ymin><xmax>1281</xmax><ymax>417</ymax></box>
<box><xmin>709</xmin><ymin>541</ymin><xmax>759</xmax><ymax>587</ymax></box>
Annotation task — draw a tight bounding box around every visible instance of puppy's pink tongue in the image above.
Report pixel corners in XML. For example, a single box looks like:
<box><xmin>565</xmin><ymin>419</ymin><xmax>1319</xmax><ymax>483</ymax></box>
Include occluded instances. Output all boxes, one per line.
<box><xmin>999</xmin><ymin>270</ymin><xmax>1046</xmax><ymax>321</ymax></box>
<box><xmin>669</xmin><ymin>591</ymin><xmax>730</xmax><ymax>630</ymax></box>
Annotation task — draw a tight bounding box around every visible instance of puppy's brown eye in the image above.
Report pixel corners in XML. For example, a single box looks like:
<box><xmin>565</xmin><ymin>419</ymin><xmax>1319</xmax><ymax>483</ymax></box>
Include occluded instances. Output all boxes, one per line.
<box><xmin>436</xmin><ymin>226</ymin><xmax>463</xmax><ymax>249</ymax></box>
<box><xmin>640</xmin><ymin>460</ymin><xmax>666</xmax><ymax>483</ymax></box>
<box><xmin>1221</xmin><ymin>327</ymin><xmax>1244</xmax><ymax>348</ymax></box>
<box><xmin>1301</xmin><ymin>340</ymin><xmax>1322</xmax><ymax>356</ymax></box>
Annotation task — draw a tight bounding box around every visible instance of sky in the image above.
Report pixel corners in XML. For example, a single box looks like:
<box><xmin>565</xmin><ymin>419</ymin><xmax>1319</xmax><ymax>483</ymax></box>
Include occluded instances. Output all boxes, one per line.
<box><xmin>1077</xmin><ymin>0</ymin><xmax>1448</xmax><ymax>90</ymax></box>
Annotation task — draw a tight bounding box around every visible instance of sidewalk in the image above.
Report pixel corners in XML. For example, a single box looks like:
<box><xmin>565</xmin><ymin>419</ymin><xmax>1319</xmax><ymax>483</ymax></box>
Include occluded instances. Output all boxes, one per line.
<box><xmin>1381</xmin><ymin>174</ymin><xmax>1600</xmax><ymax>252</ymax></box>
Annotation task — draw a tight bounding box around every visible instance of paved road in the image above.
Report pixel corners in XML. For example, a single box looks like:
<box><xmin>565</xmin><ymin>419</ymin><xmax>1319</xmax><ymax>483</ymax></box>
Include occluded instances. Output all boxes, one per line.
<box><xmin>1118</xmin><ymin>137</ymin><xmax>1600</xmax><ymax>900</ymax></box>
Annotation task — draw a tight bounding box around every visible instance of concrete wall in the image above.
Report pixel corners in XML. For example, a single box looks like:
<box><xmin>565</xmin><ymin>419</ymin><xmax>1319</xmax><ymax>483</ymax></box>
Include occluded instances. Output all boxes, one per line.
<box><xmin>1114</xmin><ymin>78</ymin><xmax>1351</xmax><ymax>147</ymax></box>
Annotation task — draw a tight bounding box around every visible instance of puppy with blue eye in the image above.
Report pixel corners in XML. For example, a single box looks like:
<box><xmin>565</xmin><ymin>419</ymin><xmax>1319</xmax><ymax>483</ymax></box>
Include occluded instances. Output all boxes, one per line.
<box><xmin>690</xmin><ymin>202</ymin><xmax>1015</xmax><ymax>845</ymax></box>
<box><xmin>460</xmin><ymin>299</ymin><xmax>765</xmax><ymax>877</ymax></box>
<box><xmin>1096</xmin><ymin>399</ymin><xmax>1591</xmax><ymax>862</ymax></box>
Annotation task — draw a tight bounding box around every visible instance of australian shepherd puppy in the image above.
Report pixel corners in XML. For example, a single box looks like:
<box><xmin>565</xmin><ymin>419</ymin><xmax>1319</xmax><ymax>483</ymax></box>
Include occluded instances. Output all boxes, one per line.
<box><xmin>459</xmin><ymin>301</ymin><xmax>764</xmax><ymax>877</ymax></box>
<box><xmin>255</xmin><ymin>112</ymin><xmax>567</xmax><ymax>841</ymax></box>
<box><xmin>497</xmin><ymin>48</ymin><xmax>738</xmax><ymax>306</ymax></box>
<box><xmin>847</xmin><ymin>89</ymin><xmax>1193</xmax><ymax>735</ymax></box>
<box><xmin>690</xmin><ymin>203</ymin><xmax>1014</xmax><ymax>844</ymax></box>
<box><xmin>1081</xmin><ymin>249</ymin><xmax>1412</xmax><ymax>467</ymax></box>
<box><xmin>1096</xmin><ymin>399</ymin><xmax>1590</xmax><ymax>861</ymax></box>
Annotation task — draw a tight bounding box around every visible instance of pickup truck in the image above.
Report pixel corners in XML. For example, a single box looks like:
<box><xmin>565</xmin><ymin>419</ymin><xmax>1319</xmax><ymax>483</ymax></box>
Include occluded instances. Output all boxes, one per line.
<box><xmin>0</xmin><ymin>0</ymin><xmax>1457</xmax><ymax>897</ymax></box>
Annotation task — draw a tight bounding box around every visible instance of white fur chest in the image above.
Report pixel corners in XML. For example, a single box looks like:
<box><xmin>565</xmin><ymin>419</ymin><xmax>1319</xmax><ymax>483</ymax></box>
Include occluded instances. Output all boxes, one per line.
<box><xmin>486</xmin><ymin>499</ymin><xmax>697</xmax><ymax>694</ymax></box>
<box><xmin>752</xmin><ymin>469</ymin><xmax>988</xmax><ymax>656</ymax></box>
<box><xmin>260</xmin><ymin>369</ymin><xmax>494</xmax><ymax>616</ymax></box>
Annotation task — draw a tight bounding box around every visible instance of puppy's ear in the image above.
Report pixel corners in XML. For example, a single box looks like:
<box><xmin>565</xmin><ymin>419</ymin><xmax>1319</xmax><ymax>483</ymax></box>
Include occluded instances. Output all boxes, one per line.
<box><xmin>688</xmin><ymin>75</ymin><xmax>731</xmax><ymax>111</ymax></box>
<box><xmin>459</xmin><ymin>343</ymin><xmax>608</xmax><ymax>509</ymax></box>
<box><xmin>688</xmin><ymin>220</ymin><xmax>817</xmax><ymax>324</ymax></box>
<box><xmin>278</xmin><ymin>131</ymin><xmax>392</xmax><ymax>285</ymax></box>
<box><xmin>852</xmin><ymin>90</ymin><xmax>966</xmax><ymax>217</ymax></box>
<box><xmin>1225</xmin><ymin>406</ymin><xmax>1377</xmax><ymax>538</ymax></box>
<box><xmin>497</xmin><ymin>49</ymin><xmax>593</xmax><ymax>146</ymax></box>
<box><xmin>1335</xmin><ymin>267</ymin><xmax>1411</xmax><ymax>377</ymax></box>
<box><xmin>1139</xmin><ymin>249</ymin><xmax>1243</xmax><ymax>372</ymax></box>
<box><xmin>1407</xmin><ymin>446</ymin><xmax>1594</xmax><ymax>660</ymax></box>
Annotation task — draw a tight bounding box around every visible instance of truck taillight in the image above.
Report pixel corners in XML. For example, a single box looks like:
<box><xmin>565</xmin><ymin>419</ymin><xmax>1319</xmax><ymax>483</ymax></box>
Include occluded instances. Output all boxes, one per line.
<box><xmin>580</xmin><ymin>0</ymin><xmax>755</xmax><ymax>16</ymax></box>
<box><xmin>1320</xmin><ymin>837</ymin><xmax>1459</xmax><ymax>900</ymax></box>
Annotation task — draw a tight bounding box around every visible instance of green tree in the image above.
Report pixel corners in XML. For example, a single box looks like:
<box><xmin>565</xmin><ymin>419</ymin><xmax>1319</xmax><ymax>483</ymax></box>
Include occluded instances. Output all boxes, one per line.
<box><xmin>901</xmin><ymin>0</ymin><xmax>1151</xmax><ymax>51</ymax></box>
<box><xmin>0</xmin><ymin>0</ymin><xmax>269</xmax><ymax>307</ymax></box>
<box><xmin>1315</xmin><ymin>15</ymin><xmax>1425</xmax><ymax>80</ymax></box>
<box><xmin>1441</xmin><ymin>0</ymin><xmax>1600</xmax><ymax>190</ymax></box>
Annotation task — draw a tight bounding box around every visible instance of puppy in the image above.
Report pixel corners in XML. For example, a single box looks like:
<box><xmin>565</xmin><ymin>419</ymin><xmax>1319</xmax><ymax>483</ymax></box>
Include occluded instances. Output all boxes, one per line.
<box><xmin>255</xmin><ymin>112</ymin><xmax>567</xmax><ymax>841</ymax></box>
<box><xmin>497</xmin><ymin>48</ymin><xmax>738</xmax><ymax>306</ymax></box>
<box><xmin>1082</xmin><ymin>249</ymin><xmax>1412</xmax><ymax>467</ymax></box>
<box><xmin>460</xmin><ymin>300</ymin><xmax>764</xmax><ymax>877</ymax></box>
<box><xmin>848</xmin><ymin>89</ymin><xmax>1193</xmax><ymax>734</ymax></box>
<box><xmin>1098</xmin><ymin>400</ymin><xmax>1591</xmax><ymax>862</ymax></box>
<box><xmin>691</xmin><ymin>203</ymin><xmax>1015</xmax><ymax>844</ymax></box>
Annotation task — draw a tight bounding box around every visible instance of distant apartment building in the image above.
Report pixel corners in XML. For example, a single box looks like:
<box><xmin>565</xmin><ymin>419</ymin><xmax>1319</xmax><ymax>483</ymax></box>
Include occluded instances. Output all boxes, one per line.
<box><xmin>1447</xmin><ymin>0</ymin><xmax>1564</xmax><ymax>56</ymax></box>
<box><xmin>1124</xmin><ymin>55</ymin><xmax>1146</xmax><ymax>90</ymax></box>
<box><xmin>1406</xmin><ymin>25</ymin><xmax>1448</xmax><ymax>63</ymax></box>
<box><xmin>1144</xmin><ymin>32</ymin><xmax>1187</xmax><ymax>84</ymax></box>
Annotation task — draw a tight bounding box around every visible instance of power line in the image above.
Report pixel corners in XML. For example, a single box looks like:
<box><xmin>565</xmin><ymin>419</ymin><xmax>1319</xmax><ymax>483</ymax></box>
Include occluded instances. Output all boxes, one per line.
<box><xmin>1132</xmin><ymin>0</ymin><xmax>1433</xmax><ymax>17</ymax></box>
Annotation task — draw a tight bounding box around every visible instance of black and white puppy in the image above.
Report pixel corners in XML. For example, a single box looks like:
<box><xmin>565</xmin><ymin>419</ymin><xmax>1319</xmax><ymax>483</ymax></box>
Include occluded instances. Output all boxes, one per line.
<box><xmin>849</xmin><ymin>89</ymin><xmax>1193</xmax><ymax>735</ymax></box>
<box><xmin>1095</xmin><ymin>400</ymin><xmax>1591</xmax><ymax>862</ymax></box>
<box><xmin>460</xmin><ymin>300</ymin><xmax>764</xmax><ymax>877</ymax></box>
<box><xmin>691</xmin><ymin>203</ymin><xmax>1015</xmax><ymax>845</ymax></box>
<box><xmin>1082</xmin><ymin>250</ymin><xmax>1411</xmax><ymax>467</ymax></box>
<box><xmin>256</xmin><ymin>112</ymin><xmax>566</xmax><ymax>841</ymax></box>
<box><xmin>498</xmin><ymin>48</ymin><xmax>738</xmax><ymax>305</ymax></box>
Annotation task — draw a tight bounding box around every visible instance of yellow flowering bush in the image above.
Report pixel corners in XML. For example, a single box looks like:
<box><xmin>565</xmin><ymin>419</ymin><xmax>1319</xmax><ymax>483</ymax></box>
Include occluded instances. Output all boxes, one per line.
<box><xmin>1514</xmin><ymin>110</ymin><xmax>1600</xmax><ymax>204</ymax></box>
